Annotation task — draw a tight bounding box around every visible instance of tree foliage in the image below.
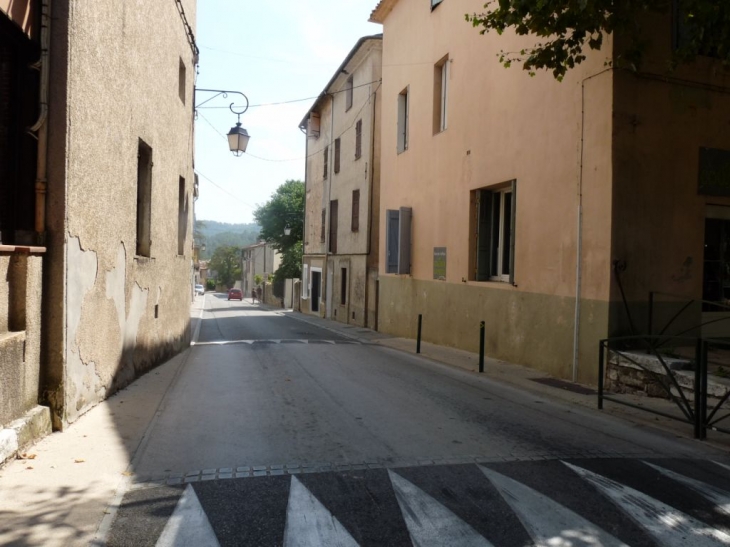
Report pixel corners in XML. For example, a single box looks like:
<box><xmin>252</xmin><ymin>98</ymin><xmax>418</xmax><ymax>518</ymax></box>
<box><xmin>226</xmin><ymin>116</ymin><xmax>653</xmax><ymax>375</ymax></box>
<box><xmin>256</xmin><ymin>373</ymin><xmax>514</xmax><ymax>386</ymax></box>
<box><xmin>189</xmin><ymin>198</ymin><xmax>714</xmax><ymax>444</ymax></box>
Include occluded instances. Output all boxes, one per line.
<box><xmin>254</xmin><ymin>180</ymin><xmax>305</xmax><ymax>279</ymax></box>
<box><xmin>253</xmin><ymin>180</ymin><xmax>304</xmax><ymax>253</ymax></box>
<box><xmin>209</xmin><ymin>245</ymin><xmax>242</xmax><ymax>289</ymax></box>
<box><xmin>466</xmin><ymin>1</ymin><xmax>730</xmax><ymax>80</ymax></box>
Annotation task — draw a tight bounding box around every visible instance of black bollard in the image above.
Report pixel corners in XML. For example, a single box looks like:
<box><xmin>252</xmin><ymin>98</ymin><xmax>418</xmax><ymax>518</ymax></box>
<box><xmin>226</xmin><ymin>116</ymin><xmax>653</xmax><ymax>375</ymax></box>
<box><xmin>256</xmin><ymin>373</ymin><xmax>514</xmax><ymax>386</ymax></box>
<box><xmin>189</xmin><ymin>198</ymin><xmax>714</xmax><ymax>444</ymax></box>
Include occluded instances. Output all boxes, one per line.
<box><xmin>479</xmin><ymin>321</ymin><xmax>485</xmax><ymax>373</ymax></box>
<box><xmin>417</xmin><ymin>314</ymin><xmax>422</xmax><ymax>354</ymax></box>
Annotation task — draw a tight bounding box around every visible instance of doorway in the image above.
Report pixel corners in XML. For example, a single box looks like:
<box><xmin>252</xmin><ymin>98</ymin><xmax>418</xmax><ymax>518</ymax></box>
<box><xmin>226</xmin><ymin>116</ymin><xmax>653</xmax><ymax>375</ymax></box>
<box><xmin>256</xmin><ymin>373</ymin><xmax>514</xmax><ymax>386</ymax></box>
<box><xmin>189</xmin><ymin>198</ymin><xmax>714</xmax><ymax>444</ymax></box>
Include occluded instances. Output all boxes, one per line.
<box><xmin>311</xmin><ymin>270</ymin><xmax>321</xmax><ymax>313</ymax></box>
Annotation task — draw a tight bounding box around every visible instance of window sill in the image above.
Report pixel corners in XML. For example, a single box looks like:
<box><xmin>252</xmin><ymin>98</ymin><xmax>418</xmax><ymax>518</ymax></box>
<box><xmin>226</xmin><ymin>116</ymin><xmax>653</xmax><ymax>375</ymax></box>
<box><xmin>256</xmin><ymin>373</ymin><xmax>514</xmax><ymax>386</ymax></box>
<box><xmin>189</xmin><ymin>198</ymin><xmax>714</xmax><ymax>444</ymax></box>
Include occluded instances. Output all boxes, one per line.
<box><xmin>134</xmin><ymin>256</ymin><xmax>155</xmax><ymax>264</ymax></box>
<box><xmin>0</xmin><ymin>245</ymin><xmax>46</xmax><ymax>255</ymax></box>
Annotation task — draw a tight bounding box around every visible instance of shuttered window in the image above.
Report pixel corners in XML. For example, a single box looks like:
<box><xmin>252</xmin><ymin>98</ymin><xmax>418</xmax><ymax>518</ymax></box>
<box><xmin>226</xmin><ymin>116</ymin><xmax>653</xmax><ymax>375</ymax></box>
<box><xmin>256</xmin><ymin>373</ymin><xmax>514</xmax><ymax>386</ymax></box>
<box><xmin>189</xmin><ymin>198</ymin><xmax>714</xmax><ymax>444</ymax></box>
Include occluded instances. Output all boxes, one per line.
<box><xmin>351</xmin><ymin>190</ymin><xmax>360</xmax><ymax>232</ymax></box>
<box><xmin>321</xmin><ymin>209</ymin><xmax>326</xmax><ymax>242</ymax></box>
<box><xmin>323</xmin><ymin>146</ymin><xmax>328</xmax><ymax>179</ymax></box>
<box><xmin>345</xmin><ymin>75</ymin><xmax>354</xmax><ymax>111</ymax></box>
<box><xmin>355</xmin><ymin>119</ymin><xmax>362</xmax><ymax>159</ymax></box>
<box><xmin>474</xmin><ymin>180</ymin><xmax>517</xmax><ymax>284</ymax></box>
<box><xmin>386</xmin><ymin>207</ymin><xmax>412</xmax><ymax>274</ymax></box>
<box><xmin>334</xmin><ymin>138</ymin><xmax>341</xmax><ymax>174</ymax></box>
<box><xmin>329</xmin><ymin>200</ymin><xmax>338</xmax><ymax>254</ymax></box>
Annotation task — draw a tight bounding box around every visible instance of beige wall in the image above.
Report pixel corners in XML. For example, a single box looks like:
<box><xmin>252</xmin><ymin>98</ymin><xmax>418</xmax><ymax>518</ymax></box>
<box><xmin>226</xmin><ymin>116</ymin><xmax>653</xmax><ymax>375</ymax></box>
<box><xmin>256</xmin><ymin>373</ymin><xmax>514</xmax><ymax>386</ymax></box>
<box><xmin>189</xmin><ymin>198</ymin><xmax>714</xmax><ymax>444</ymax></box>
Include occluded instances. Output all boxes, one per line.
<box><xmin>301</xmin><ymin>37</ymin><xmax>382</xmax><ymax>326</ymax></box>
<box><xmin>0</xmin><ymin>251</ymin><xmax>43</xmax><ymax>427</ymax></box>
<box><xmin>374</xmin><ymin>0</ymin><xmax>614</xmax><ymax>379</ymax></box>
<box><xmin>45</xmin><ymin>0</ymin><xmax>196</xmax><ymax>428</ymax></box>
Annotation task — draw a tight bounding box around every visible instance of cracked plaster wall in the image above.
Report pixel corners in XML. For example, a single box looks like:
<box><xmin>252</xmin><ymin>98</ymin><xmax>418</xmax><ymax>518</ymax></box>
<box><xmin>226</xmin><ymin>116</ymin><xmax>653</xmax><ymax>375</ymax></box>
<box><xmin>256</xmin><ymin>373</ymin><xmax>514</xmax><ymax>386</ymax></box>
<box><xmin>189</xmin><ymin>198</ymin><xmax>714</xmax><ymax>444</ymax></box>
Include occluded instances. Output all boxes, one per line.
<box><xmin>44</xmin><ymin>0</ymin><xmax>196</xmax><ymax>428</ymax></box>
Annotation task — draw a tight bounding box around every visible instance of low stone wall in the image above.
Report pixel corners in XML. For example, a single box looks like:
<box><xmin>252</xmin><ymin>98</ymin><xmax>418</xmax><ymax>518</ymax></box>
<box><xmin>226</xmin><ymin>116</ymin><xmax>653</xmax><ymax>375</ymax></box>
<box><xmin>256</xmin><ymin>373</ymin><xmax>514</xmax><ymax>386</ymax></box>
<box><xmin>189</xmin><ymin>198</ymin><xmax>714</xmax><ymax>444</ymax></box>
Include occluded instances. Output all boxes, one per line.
<box><xmin>606</xmin><ymin>350</ymin><xmax>730</xmax><ymax>402</ymax></box>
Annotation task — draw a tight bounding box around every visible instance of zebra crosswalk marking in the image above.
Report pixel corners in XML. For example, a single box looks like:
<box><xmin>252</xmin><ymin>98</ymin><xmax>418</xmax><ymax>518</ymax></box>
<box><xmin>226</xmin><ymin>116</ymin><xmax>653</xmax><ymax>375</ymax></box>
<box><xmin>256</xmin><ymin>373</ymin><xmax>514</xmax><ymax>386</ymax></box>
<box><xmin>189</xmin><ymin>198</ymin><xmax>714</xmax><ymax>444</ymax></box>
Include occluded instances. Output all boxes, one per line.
<box><xmin>643</xmin><ymin>461</ymin><xmax>730</xmax><ymax>517</ymax></box>
<box><xmin>388</xmin><ymin>470</ymin><xmax>493</xmax><ymax>547</ymax></box>
<box><xmin>283</xmin><ymin>475</ymin><xmax>359</xmax><ymax>547</ymax></box>
<box><xmin>563</xmin><ymin>461</ymin><xmax>730</xmax><ymax>547</ymax></box>
<box><xmin>155</xmin><ymin>484</ymin><xmax>219</xmax><ymax>547</ymax></box>
<box><xmin>478</xmin><ymin>465</ymin><xmax>627</xmax><ymax>547</ymax></box>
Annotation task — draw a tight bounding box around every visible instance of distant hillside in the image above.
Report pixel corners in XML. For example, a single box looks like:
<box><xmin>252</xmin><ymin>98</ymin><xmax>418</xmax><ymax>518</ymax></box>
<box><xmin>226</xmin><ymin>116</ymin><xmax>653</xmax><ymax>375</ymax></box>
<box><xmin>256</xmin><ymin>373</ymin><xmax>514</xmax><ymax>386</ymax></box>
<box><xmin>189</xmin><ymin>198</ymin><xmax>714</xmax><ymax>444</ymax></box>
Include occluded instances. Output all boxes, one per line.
<box><xmin>195</xmin><ymin>220</ymin><xmax>260</xmax><ymax>260</ymax></box>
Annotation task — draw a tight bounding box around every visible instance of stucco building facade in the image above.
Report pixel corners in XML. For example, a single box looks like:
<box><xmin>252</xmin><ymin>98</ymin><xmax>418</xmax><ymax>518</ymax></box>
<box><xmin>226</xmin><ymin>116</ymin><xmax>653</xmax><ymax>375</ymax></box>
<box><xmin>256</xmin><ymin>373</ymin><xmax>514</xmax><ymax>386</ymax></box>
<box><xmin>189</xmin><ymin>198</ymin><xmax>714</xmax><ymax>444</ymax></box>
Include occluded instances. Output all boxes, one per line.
<box><xmin>242</xmin><ymin>242</ymin><xmax>280</xmax><ymax>297</ymax></box>
<box><xmin>370</xmin><ymin>0</ymin><xmax>730</xmax><ymax>384</ymax></box>
<box><xmin>299</xmin><ymin>35</ymin><xmax>382</xmax><ymax>328</ymax></box>
<box><xmin>1</xmin><ymin>0</ymin><xmax>197</xmax><ymax>446</ymax></box>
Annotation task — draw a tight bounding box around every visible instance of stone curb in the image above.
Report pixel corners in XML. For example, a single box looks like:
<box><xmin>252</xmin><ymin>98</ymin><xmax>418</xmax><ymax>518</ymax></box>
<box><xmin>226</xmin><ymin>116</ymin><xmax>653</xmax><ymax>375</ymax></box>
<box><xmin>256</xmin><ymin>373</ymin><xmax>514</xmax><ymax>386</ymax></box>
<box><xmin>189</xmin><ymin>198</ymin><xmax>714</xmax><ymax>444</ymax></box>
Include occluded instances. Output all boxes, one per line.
<box><xmin>0</xmin><ymin>405</ymin><xmax>52</xmax><ymax>466</ymax></box>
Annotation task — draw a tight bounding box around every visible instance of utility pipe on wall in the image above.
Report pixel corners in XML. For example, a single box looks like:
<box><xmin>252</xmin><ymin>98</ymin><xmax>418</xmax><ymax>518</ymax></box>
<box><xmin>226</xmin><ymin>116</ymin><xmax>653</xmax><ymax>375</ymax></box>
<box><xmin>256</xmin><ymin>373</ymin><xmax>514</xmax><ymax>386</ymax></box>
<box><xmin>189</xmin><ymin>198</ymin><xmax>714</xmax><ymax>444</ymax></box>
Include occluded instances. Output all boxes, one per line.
<box><xmin>29</xmin><ymin>0</ymin><xmax>51</xmax><ymax>240</ymax></box>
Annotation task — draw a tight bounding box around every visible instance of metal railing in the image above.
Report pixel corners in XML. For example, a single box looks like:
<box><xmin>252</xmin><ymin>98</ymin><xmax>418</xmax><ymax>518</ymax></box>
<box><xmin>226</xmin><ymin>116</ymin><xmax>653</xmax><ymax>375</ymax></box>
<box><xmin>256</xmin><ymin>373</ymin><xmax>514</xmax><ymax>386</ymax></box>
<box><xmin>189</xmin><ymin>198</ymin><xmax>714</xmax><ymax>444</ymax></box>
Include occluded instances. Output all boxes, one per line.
<box><xmin>598</xmin><ymin>334</ymin><xmax>730</xmax><ymax>439</ymax></box>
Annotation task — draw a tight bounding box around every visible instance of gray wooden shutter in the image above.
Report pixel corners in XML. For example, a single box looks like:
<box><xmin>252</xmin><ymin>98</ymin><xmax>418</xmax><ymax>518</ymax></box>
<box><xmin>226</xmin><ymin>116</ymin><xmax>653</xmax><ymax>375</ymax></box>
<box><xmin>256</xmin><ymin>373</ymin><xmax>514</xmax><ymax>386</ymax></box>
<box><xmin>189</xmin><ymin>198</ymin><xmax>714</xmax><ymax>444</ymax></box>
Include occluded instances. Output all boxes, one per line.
<box><xmin>386</xmin><ymin>209</ymin><xmax>399</xmax><ymax>273</ymax></box>
<box><xmin>398</xmin><ymin>207</ymin><xmax>412</xmax><ymax>275</ymax></box>
<box><xmin>476</xmin><ymin>190</ymin><xmax>492</xmax><ymax>281</ymax></box>
<box><xmin>509</xmin><ymin>179</ymin><xmax>517</xmax><ymax>285</ymax></box>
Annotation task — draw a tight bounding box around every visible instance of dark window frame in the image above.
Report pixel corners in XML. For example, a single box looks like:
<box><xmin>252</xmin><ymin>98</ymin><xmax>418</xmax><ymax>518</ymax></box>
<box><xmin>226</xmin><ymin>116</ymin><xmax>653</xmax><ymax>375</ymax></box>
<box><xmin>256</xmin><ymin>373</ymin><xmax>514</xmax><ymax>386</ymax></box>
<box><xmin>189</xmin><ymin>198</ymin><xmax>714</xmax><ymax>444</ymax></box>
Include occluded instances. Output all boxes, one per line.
<box><xmin>355</xmin><ymin>119</ymin><xmax>362</xmax><ymax>160</ymax></box>
<box><xmin>334</xmin><ymin>138</ymin><xmax>341</xmax><ymax>174</ymax></box>
<box><xmin>351</xmin><ymin>189</ymin><xmax>360</xmax><ymax>232</ymax></box>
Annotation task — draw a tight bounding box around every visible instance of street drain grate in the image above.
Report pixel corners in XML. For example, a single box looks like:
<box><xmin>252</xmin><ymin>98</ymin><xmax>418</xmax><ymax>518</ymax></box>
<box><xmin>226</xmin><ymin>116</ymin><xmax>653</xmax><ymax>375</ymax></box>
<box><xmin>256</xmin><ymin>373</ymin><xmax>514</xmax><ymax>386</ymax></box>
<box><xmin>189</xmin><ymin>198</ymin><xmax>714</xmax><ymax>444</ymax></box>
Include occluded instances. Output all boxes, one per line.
<box><xmin>530</xmin><ymin>378</ymin><xmax>596</xmax><ymax>395</ymax></box>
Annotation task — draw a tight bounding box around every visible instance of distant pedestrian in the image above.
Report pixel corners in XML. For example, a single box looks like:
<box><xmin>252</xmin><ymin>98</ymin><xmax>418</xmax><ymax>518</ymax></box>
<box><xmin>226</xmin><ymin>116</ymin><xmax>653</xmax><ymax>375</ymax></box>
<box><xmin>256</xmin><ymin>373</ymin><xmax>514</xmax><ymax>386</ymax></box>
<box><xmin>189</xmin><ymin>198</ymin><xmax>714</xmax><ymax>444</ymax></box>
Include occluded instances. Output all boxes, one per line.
<box><xmin>251</xmin><ymin>289</ymin><xmax>257</xmax><ymax>304</ymax></box>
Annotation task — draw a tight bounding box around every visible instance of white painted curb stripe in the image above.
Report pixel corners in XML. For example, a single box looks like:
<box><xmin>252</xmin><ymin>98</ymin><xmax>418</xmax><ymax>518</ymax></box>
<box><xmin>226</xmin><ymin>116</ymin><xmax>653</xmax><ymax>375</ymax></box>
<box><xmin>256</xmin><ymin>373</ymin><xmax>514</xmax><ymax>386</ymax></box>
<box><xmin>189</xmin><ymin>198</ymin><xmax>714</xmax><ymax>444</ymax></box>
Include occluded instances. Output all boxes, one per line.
<box><xmin>388</xmin><ymin>470</ymin><xmax>492</xmax><ymax>547</ymax></box>
<box><xmin>643</xmin><ymin>461</ymin><xmax>730</xmax><ymax>517</ymax></box>
<box><xmin>283</xmin><ymin>475</ymin><xmax>359</xmax><ymax>547</ymax></box>
<box><xmin>156</xmin><ymin>484</ymin><xmax>220</xmax><ymax>547</ymax></box>
<box><xmin>563</xmin><ymin>461</ymin><xmax>730</xmax><ymax>546</ymax></box>
<box><xmin>478</xmin><ymin>465</ymin><xmax>626</xmax><ymax>547</ymax></box>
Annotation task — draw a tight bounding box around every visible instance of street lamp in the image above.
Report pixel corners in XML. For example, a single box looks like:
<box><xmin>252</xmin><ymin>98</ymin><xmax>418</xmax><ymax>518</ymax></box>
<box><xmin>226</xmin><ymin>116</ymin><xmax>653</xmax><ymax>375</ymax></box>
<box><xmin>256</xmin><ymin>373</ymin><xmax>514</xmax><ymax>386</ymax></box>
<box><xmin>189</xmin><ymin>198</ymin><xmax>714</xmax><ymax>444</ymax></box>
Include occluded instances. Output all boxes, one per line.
<box><xmin>284</xmin><ymin>224</ymin><xmax>291</xmax><ymax>236</ymax></box>
<box><xmin>195</xmin><ymin>88</ymin><xmax>251</xmax><ymax>156</ymax></box>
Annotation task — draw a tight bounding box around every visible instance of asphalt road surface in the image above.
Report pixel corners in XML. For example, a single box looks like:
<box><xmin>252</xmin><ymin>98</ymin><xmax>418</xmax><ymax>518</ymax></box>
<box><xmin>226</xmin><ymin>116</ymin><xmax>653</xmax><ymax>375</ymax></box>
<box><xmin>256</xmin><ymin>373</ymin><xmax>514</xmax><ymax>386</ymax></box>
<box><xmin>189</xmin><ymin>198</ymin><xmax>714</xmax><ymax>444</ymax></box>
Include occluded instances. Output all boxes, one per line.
<box><xmin>106</xmin><ymin>294</ymin><xmax>730</xmax><ymax>546</ymax></box>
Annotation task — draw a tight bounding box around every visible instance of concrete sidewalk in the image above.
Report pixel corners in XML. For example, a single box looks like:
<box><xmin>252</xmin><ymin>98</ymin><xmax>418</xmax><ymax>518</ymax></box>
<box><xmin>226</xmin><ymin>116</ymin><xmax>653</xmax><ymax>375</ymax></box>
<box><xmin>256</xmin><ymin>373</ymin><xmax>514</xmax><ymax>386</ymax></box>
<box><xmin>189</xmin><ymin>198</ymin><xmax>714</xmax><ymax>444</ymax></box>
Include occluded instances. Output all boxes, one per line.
<box><xmin>280</xmin><ymin>308</ymin><xmax>730</xmax><ymax>451</ymax></box>
<box><xmin>0</xmin><ymin>295</ymin><xmax>206</xmax><ymax>547</ymax></box>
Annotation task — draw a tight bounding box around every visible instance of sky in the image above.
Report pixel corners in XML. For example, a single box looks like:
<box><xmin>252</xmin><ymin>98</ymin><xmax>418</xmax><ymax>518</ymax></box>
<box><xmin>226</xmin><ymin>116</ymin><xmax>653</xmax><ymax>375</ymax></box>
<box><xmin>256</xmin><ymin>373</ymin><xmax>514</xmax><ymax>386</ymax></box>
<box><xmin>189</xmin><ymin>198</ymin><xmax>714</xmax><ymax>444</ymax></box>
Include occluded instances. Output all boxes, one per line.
<box><xmin>193</xmin><ymin>1</ymin><xmax>382</xmax><ymax>224</ymax></box>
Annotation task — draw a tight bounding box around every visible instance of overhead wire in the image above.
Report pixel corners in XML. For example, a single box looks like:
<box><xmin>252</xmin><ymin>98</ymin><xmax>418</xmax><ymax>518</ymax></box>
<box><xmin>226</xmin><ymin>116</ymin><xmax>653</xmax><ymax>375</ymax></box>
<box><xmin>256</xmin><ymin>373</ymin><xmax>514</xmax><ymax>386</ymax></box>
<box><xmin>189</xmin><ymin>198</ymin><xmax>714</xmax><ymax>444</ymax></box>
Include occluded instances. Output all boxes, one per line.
<box><xmin>196</xmin><ymin>80</ymin><xmax>382</xmax><ymax>163</ymax></box>
<box><xmin>196</xmin><ymin>79</ymin><xmax>382</xmax><ymax>110</ymax></box>
<box><xmin>194</xmin><ymin>169</ymin><xmax>257</xmax><ymax>210</ymax></box>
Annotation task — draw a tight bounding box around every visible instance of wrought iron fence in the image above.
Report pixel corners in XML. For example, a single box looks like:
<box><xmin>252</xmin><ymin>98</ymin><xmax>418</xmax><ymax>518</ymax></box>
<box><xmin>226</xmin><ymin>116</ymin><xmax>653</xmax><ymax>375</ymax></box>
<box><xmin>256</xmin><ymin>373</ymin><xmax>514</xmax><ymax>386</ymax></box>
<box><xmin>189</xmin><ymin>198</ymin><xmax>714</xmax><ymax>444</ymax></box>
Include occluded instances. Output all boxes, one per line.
<box><xmin>598</xmin><ymin>334</ymin><xmax>730</xmax><ymax>439</ymax></box>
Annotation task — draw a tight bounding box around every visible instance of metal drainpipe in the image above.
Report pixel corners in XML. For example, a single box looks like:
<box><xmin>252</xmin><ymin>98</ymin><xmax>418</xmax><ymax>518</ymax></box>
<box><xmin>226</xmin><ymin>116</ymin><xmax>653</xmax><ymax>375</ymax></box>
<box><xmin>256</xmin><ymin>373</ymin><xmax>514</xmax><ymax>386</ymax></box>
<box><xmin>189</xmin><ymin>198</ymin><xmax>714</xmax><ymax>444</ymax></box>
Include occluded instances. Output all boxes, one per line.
<box><xmin>29</xmin><ymin>0</ymin><xmax>52</xmax><ymax>241</ymax></box>
<box><xmin>572</xmin><ymin>67</ymin><xmax>613</xmax><ymax>383</ymax></box>
<box><xmin>324</xmin><ymin>92</ymin><xmax>335</xmax><ymax>318</ymax></box>
<box><xmin>363</xmin><ymin>84</ymin><xmax>378</xmax><ymax>327</ymax></box>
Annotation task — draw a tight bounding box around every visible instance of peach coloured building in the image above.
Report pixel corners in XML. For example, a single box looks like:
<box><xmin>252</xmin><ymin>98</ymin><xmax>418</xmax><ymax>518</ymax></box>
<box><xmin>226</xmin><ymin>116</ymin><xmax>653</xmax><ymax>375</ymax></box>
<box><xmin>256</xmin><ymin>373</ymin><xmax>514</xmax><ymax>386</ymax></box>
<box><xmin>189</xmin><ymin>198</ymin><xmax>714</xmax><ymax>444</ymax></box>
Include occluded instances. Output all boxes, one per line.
<box><xmin>371</xmin><ymin>0</ymin><xmax>730</xmax><ymax>383</ymax></box>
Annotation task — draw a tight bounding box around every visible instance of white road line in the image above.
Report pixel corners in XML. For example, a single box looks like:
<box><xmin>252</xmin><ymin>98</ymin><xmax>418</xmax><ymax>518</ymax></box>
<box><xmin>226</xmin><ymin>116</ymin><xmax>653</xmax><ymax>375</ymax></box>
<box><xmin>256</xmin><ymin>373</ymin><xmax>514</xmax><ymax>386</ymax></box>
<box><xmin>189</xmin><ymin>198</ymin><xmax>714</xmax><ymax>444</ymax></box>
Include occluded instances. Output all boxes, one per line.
<box><xmin>388</xmin><ymin>470</ymin><xmax>493</xmax><ymax>547</ymax></box>
<box><xmin>643</xmin><ymin>461</ymin><xmax>730</xmax><ymax>517</ymax></box>
<box><xmin>478</xmin><ymin>465</ymin><xmax>626</xmax><ymax>547</ymax></box>
<box><xmin>714</xmin><ymin>461</ymin><xmax>730</xmax><ymax>474</ymax></box>
<box><xmin>283</xmin><ymin>475</ymin><xmax>359</xmax><ymax>547</ymax></box>
<box><xmin>156</xmin><ymin>484</ymin><xmax>220</xmax><ymax>547</ymax></box>
<box><xmin>563</xmin><ymin>461</ymin><xmax>730</xmax><ymax>546</ymax></box>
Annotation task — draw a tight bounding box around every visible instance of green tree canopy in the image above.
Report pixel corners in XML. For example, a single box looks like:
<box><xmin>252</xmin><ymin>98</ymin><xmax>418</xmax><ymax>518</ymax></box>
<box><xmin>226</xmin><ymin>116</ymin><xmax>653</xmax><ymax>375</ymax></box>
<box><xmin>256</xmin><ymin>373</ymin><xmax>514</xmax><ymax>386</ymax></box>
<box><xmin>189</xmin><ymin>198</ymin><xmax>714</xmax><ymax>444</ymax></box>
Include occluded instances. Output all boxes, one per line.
<box><xmin>253</xmin><ymin>180</ymin><xmax>304</xmax><ymax>253</ymax></box>
<box><xmin>466</xmin><ymin>1</ymin><xmax>730</xmax><ymax>80</ymax></box>
<box><xmin>254</xmin><ymin>180</ymin><xmax>305</xmax><ymax>284</ymax></box>
<box><xmin>209</xmin><ymin>245</ymin><xmax>242</xmax><ymax>289</ymax></box>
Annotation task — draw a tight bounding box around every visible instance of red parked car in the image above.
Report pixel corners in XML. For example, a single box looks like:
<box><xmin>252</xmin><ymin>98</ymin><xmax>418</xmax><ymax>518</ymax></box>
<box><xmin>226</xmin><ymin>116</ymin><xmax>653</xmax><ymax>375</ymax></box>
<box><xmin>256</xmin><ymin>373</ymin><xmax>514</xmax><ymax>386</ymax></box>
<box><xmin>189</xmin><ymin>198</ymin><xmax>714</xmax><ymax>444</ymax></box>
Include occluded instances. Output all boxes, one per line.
<box><xmin>227</xmin><ymin>288</ymin><xmax>243</xmax><ymax>301</ymax></box>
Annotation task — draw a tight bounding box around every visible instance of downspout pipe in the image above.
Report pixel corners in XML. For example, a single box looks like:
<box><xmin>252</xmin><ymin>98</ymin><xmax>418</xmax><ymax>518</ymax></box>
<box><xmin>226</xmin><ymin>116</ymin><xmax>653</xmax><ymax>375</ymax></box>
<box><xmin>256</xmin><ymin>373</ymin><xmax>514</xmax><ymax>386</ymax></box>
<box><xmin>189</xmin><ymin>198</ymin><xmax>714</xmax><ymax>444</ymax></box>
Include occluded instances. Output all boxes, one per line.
<box><xmin>29</xmin><ymin>0</ymin><xmax>51</xmax><ymax>242</ymax></box>
<box><xmin>573</xmin><ymin>67</ymin><xmax>613</xmax><ymax>383</ymax></box>
<box><xmin>364</xmin><ymin>85</ymin><xmax>377</xmax><ymax>327</ymax></box>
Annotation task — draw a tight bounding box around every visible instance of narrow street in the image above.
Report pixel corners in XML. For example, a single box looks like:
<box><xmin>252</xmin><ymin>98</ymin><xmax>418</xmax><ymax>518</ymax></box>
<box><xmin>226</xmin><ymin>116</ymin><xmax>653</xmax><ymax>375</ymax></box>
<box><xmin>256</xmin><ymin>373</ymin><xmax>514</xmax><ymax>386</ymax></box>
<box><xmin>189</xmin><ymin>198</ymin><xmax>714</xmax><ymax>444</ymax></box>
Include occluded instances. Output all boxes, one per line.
<box><xmin>101</xmin><ymin>295</ymin><xmax>730</xmax><ymax>546</ymax></box>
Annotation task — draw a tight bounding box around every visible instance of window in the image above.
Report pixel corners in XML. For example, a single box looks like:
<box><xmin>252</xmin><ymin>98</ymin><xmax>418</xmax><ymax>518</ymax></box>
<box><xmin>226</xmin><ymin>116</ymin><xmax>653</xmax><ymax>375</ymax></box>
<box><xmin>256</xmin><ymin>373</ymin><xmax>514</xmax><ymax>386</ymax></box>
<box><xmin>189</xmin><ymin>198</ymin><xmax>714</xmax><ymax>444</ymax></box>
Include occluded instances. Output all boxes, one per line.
<box><xmin>397</xmin><ymin>87</ymin><xmax>409</xmax><ymax>154</ymax></box>
<box><xmin>355</xmin><ymin>119</ymin><xmax>362</xmax><ymax>160</ymax></box>
<box><xmin>329</xmin><ymin>200</ymin><xmax>338</xmax><ymax>253</ymax></box>
<box><xmin>351</xmin><ymin>190</ymin><xmax>360</xmax><ymax>232</ymax></box>
<box><xmin>431</xmin><ymin>0</ymin><xmax>444</xmax><ymax>9</ymax></box>
<box><xmin>177</xmin><ymin>177</ymin><xmax>187</xmax><ymax>255</ymax></box>
<box><xmin>136</xmin><ymin>139</ymin><xmax>153</xmax><ymax>257</ymax></box>
<box><xmin>345</xmin><ymin>75</ymin><xmax>354</xmax><ymax>111</ymax></box>
<box><xmin>473</xmin><ymin>181</ymin><xmax>517</xmax><ymax>283</ymax></box>
<box><xmin>340</xmin><ymin>268</ymin><xmax>347</xmax><ymax>305</ymax></box>
<box><xmin>434</xmin><ymin>56</ymin><xmax>449</xmax><ymax>133</ymax></box>
<box><xmin>703</xmin><ymin>206</ymin><xmax>730</xmax><ymax>311</ymax></box>
<box><xmin>0</xmin><ymin>26</ymin><xmax>37</xmax><ymax>243</ymax></box>
<box><xmin>178</xmin><ymin>59</ymin><xmax>186</xmax><ymax>104</ymax></box>
<box><xmin>323</xmin><ymin>146</ymin><xmax>328</xmax><ymax>179</ymax></box>
<box><xmin>321</xmin><ymin>209</ymin><xmax>326</xmax><ymax>242</ymax></box>
<box><xmin>334</xmin><ymin>138</ymin><xmax>341</xmax><ymax>174</ymax></box>
<box><xmin>386</xmin><ymin>207</ymin><xmax>412</xmax><ymax>274</ymax></box>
